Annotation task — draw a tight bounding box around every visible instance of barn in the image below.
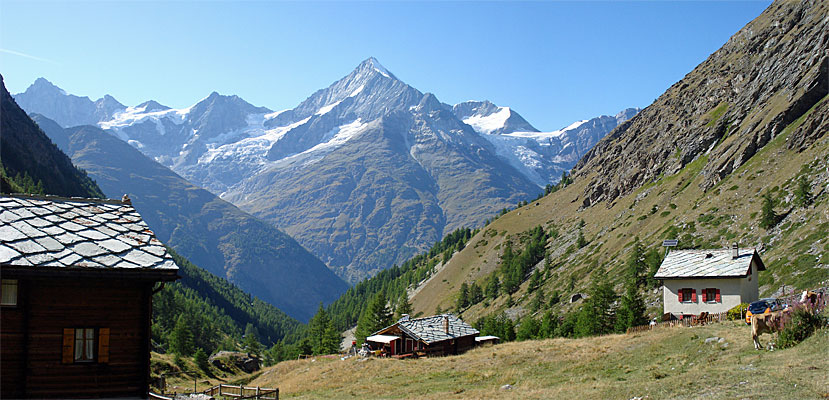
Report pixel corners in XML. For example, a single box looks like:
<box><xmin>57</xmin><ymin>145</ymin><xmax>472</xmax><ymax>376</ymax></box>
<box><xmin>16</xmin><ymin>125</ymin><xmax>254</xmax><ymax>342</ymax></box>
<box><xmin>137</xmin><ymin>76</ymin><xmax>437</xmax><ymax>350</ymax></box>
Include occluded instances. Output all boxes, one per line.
<box><xmin>366</xmin><ymin>314</ymin><xmax>479</xmax><ymax>357</ymax></box>
<box><xmin>654</xmin><ymin>244</ymin><xmax>765</xmax><ymax>318</ymax></box>
<box><xmin>0</xmin><ymin>194</ymin><xmax>179</xmax><ymax>398</ymax></box>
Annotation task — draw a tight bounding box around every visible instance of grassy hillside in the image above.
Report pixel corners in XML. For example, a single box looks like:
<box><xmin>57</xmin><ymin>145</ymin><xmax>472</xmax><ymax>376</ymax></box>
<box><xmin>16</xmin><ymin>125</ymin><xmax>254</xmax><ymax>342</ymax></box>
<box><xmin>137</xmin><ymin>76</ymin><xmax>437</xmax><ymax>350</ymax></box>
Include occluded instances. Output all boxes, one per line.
<box><xmin>251</xmin><ymin>322</ymin><xmax>829</xmax><ymax>399</ymax></box>
<box><xmin>411</xmin><ymin>95</ymin><xmax>829</xmax><ymax>322</ymax></box>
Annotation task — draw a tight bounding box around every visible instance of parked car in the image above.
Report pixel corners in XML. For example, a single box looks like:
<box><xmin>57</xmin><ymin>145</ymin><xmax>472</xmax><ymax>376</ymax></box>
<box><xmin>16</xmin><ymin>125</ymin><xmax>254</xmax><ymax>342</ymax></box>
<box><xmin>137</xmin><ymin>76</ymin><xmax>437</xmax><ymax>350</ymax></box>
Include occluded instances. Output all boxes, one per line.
<box><xmin>745</xmin><ymin>298</ymin><xmax>785</xmax><ymax>324</ymax></box>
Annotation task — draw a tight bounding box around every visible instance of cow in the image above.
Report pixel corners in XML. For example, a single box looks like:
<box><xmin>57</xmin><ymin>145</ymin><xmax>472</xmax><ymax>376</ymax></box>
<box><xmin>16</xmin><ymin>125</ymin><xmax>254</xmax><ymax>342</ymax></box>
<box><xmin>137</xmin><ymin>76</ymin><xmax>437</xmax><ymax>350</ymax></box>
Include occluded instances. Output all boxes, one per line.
<box><xmin>751</xmin><ymin>311</ymin><xmax>784</xmax><ymax>350</ymax></box>
<box><xmin>800</xmin><ymin>290</ymin><xmax>819</xmax><ymax>306</ymax></box>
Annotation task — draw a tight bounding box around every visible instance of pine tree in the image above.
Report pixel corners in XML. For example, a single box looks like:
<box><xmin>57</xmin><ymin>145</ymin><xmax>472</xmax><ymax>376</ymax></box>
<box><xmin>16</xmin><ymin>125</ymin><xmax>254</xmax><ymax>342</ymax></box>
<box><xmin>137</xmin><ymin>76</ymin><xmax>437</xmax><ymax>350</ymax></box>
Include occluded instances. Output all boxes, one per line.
<box><xmin>548</xmin><ymin>290</ymin><xmax>561</xmax><ymax>307</ymax></box>
<box><xmin>539</xmin><ymin>311</ymin><xmax>559</xmax><ymax>338</ymax></box>
<box><xmin>355</xmin><ymin>291</ymin><xmax>392</xmax><ymax>343</ymax></box>
<box><xmin>574</xmin><ymin>271</ymin><xmax>617</xmax><ymax>337</ymax></box>
<box><xmin>169</xmin><ymin>314</ymin><xmax>195</xmax><ymax>356</ymax></box>
<box><xmin>645</xmin><ymin>247</ymin><xmax>663</xmax><ymax>289</ymax></box>
<box><xmin>485</xmin><ymin>274</ymin><xmax>500</xmax><ymax>299</ymax></box>
<box><xmin>626</xmin><ymin>237</ymin><xmax>647</xmax><ymax>286</ymax></box>
<box><xmin>793</xmin><ymin>175</ymin><xmax>812</xmax><ymax>208</ymax></box>
<box><xmin>516</xmin><ymin>316</ymin><xmax>540</xmax><ymax>341</ymax></box>
<box><xmin>469</xmin><ymin>282</ymin><xmax>483</xmax><ymax>305</ymax></box>
<box><xmin>529</xmin><ymin>289</ymin><xmax>545</xmax><ymax>313</ymax></box>
<box><xmin>321</xmin><ymin>325</ymin><xmax>342</xmax><ymax>355</ymax></box>
<box><xmin>615</xmin><ymin>278</ymin><xmax>648</xmax><ymax>333</ymax></box>
<box><xmin>528</xmin><ymin>269</ymin><xmax>542</xmax><ymax>292</ymax></box>
<box><xmin>242</xmin><ymin>323</ymin><xmax>262</xmax><ymax>355</ymax></box>
<box><xmin>456</xmin><ymin>282</ymin><xmax>470</xmax><ymax>311</ymax></box>
<box><xmin>308</xmin><ymin>304</ymin><xmax>331</xmax><ymax>355</ymax></box>
<box><xmin>394</xmin><ymin>295</ymin><xmax>413</xmax><ymax>319</ymax></box>
<box><xmin>194</xmin><ymin>347</ymin><xmax>209</xmax><ymax>372</ymax></box>
<box><xmin>576</xmin><ymin>230</ymin><xmax>587</xmax><ymax>248</ymax></box>
<box><xmin>759</xmin><ymin>191</ymin><xmax>778</xmax><ymax>229</ymax></box>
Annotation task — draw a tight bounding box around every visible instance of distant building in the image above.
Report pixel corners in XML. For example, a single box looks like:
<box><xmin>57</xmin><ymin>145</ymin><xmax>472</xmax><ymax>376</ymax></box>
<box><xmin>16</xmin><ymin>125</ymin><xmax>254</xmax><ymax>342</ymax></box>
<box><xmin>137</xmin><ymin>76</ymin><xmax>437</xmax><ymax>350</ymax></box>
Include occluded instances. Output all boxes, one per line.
<box><xmin>366</xmin><ymin>314</ymin><xmax>479</xmax><ymax>357</ymax></box>
<box><xmin>654</xmin><ymin>244</ymin><xmax>765</xmax><ymax>318</ymax></box>
<box><xmin>0</xmin><ymin>194</ymin><xmax>178</xmax><ymax>398</ymax></box>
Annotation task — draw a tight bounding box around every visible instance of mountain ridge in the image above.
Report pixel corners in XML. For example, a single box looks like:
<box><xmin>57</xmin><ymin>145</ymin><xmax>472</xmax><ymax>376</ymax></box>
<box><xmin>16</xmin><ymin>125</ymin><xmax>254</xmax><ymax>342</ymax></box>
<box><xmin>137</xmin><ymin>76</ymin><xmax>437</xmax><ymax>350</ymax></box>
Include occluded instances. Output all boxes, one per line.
<box><xmin>14</xmin><ymin>60</ymin><xmax>636</xmax><ymax>283</ymax></box>
<box><xmin>574</xmin><ymin>0</ymin><xmax>827</xmax><ymax>208</ymax></box>
<box><xmin>33</xmin><ymin>114</ymin><xmax>347</xmax><ymax>321</ymax></box>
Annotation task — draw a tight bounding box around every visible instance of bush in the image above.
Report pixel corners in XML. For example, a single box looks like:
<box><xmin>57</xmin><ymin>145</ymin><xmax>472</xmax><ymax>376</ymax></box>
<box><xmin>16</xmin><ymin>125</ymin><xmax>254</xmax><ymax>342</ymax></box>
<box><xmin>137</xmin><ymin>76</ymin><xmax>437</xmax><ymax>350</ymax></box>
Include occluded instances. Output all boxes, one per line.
<box><xmin>727</xmin><ymin>303</ymin><xmax>749</xmax><ymax>320</ymax></box>
<box><xmin>777</xmin><ymin>307</ymin><xmax>825</xmax><ymax>349</ymax></box>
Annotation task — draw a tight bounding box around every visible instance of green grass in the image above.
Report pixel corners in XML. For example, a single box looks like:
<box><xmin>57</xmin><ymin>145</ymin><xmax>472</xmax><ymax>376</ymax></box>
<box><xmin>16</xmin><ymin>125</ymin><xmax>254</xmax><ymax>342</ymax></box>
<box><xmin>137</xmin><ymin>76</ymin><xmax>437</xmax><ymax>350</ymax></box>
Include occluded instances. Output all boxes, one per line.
<box><xmin>705</xmin><ymin>102</ymin><xmax>730</xmax><ymax>128</ymax></box>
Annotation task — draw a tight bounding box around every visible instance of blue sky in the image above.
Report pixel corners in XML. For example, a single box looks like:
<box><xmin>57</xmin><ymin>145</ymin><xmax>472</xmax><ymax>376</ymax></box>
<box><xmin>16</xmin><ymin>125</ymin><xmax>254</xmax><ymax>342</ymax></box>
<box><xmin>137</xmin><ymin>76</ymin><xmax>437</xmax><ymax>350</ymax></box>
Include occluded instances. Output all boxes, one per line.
<box><xmin>1</xmin><ymin>1</ymin><xmax>771</xmax><ymax>131</ymax></box>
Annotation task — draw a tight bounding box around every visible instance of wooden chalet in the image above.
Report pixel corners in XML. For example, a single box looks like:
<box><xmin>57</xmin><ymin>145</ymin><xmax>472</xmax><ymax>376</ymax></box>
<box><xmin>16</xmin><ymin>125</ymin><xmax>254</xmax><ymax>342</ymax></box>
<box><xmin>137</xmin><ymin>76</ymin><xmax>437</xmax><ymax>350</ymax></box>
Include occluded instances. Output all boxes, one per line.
<box><xmin>0</xmin><ymin>194</ymin><xmax>179</xmax><ymax>398</ymax></box>
<box><xmin>366</xmin><ymin>314</ymin><xmax>479</xmax><ymax>357</ymax></box>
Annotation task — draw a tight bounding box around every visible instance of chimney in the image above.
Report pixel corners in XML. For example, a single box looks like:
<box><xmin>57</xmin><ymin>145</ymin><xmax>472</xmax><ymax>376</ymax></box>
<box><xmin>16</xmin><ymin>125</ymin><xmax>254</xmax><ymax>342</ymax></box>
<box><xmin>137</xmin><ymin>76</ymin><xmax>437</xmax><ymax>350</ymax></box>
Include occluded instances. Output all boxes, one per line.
<box><xmin>121</xmin><ymin>194</ymin><xmax>132</xmax><ymax>205</ymax></box>
<box><xmin>732</xmin><ymin>243</ymin><xmax>739</xmax><ymax>259</ymax></box>
<box><xmin>443</xmin><ymin>315</ymin><xmax>449</xmax><ymax>334</ymax></box>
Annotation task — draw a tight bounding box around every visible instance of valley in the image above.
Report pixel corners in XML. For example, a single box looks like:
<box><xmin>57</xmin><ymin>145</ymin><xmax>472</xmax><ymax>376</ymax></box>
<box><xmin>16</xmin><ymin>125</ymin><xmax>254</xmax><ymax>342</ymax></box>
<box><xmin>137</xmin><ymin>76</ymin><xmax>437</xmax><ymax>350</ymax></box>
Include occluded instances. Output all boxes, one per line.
<box><xmin>1</xmin><ymin>0</ymin><xmax>827</xmax><ymax>398</ymax></box>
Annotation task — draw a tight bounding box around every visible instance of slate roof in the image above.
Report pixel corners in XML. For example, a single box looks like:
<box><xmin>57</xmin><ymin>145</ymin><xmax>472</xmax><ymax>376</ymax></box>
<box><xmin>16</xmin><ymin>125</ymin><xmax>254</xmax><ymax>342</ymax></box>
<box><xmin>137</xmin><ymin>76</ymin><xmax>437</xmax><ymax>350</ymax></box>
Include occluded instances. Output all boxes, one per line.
<box><xmin>653</xmin><ymin>248</ymin><xmax>764</xmax><ymax>279</ymax></box>
<box><xmin>375</xmin><ymin>314</ymin><xmax>479</xmax><ymax>344</ymax></box>
<box><xmin>0</xmin><ymin>194</ymin><xmax>177</xmax><ymax>272</ymax></box>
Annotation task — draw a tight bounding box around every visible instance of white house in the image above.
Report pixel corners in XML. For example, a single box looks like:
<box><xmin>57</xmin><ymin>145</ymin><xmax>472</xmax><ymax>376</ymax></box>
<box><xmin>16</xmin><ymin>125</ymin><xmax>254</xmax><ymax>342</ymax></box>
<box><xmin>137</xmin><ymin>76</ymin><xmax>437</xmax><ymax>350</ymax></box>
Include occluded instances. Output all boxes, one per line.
<box><xmin>654</xmin><ymin>244</ymin><xmax>765</xmax><ymax>317</ymax></box>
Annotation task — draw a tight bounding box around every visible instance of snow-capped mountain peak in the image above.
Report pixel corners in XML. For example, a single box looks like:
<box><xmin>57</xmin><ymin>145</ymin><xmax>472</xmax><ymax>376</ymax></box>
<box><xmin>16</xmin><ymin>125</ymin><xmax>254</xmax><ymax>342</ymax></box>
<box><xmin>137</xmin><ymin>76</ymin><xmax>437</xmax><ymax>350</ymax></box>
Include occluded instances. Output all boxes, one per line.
<box><xmin>361</xmin><ymin>57</ymin><xmax>395</xmax><ymax>80</ymax></box>
<box><xmin>453</xmin><ymin>100</ymin><xmax>538</xmax><ymax>136</ymax></box>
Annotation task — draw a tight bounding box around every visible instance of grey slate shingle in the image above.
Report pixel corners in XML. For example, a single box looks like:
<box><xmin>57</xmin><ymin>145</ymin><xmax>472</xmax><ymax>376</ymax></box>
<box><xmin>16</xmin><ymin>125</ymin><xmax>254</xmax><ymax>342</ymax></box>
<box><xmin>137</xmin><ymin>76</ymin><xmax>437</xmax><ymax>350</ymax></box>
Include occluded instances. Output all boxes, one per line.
<box><xmin>0</xmin><ymin>195</ymin><xmax>178</xmax><ymax>272</ymax></box>
<box><xmin>653</xmin><ymin>248</ymin><xmax>763</xmax><ymax>279</ymax></box>
<box><xmin>375</xmin><ymin>314</ymin><xmax>479</xmax><ymax>344</ymax></box>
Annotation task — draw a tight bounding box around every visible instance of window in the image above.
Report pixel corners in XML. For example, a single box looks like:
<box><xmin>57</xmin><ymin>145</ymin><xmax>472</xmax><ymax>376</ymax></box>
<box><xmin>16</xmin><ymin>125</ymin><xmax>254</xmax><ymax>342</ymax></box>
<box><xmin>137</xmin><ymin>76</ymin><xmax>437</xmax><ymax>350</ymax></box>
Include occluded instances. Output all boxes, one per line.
<box><xmin>703</xmin><ymin>288</ymin><xmax>720</xmax><ymax>303</ymax></box>
<box><xmin>1</xmin><ymin>279</ymin><xmax>18</xmax><ymax>306</ymax></box>
<box><xmin>62</xmin><ymin>328</ymin><xmax>109</xmax><ymax>364</ymax></box>
<box><xmin>75</xmin><ymin>328</ymin><xmax>96</xmax><ymax>362</ymax></box>
<box><xmin>678</xmin><ymin>288</ymin><xmax>696</xmax><ymax>303</ymax></box>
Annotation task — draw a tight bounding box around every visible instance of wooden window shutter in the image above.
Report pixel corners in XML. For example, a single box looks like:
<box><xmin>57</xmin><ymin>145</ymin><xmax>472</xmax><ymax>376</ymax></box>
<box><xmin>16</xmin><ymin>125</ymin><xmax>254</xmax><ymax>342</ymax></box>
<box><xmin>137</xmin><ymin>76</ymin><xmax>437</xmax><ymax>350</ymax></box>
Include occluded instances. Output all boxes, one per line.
<box><xmin>678</xmin><ymin>289</ymin><xmax>683</xmax><ymax>302</ymax></box>
<box><xmin>691</xmin><ymin>290</ymin><xmax>697</xmax><ymax>302</ymax></box>
<box><xmin>98</xmin><ymin>328</ymin><xmax>110</xmax><ymax>363</ymax></box>
<box><xmin>62</xmin><ymin>328</ymin><xmax>75</xmax><ymax>364</ymax></box>
<box><xmin>702</xmin><ymin>289</ymin><xmax>707</xmax><ymax>302</ymax></box>
<box><xmin>715</xmin><ymin>289</ymin><xmax>721</xmax><ymax>302</ymax></box>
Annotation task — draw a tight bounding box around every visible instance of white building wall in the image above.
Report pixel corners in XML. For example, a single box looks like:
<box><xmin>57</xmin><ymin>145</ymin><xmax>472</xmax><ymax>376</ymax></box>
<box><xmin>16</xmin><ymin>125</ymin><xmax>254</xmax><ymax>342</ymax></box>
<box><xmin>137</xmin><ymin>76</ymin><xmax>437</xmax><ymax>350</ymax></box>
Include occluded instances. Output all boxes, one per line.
<box><xmin>662</xmin><ymin>276</ymin><xmax>753</xmax><ymax>315</ymax></box>
<box><xmin>740</xmin><ymin>262</ymin><xmax>760</xmax><ymax>301</ymax></box>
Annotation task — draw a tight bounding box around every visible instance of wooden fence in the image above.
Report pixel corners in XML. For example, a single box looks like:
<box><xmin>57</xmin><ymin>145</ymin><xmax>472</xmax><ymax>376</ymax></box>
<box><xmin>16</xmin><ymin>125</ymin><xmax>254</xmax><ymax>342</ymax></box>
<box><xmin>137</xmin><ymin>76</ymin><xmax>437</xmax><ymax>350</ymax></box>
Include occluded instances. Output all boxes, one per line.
<box><xmin>626</xmin><ymin>311</ymin><xmax>731</xmax><ymax>334</ymax></box>
<box><xmin>203</xmin><ymin>384</ymin><xmax>278</xmax><ymax>400</ymax></box>
<box><xmin>627</xmin><ymin>287</ymin><xmax>828</xmax><ymax>335</ymax></box>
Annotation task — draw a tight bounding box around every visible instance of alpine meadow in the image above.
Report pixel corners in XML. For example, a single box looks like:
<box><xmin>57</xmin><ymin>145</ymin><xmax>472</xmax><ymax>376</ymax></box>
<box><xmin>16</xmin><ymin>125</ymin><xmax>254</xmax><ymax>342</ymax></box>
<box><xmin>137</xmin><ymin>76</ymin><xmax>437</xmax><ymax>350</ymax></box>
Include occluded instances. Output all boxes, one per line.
<box><xmin>1</xmin><ymin>0</ymin><xmax>827</xmax><ymax>399</ymax></box>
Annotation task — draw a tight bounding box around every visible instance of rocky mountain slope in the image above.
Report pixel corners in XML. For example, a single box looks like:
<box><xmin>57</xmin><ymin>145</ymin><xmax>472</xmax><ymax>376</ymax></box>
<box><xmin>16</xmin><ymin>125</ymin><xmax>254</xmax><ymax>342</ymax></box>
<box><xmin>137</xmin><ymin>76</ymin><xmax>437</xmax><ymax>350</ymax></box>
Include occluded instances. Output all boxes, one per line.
<box><xmin>34</xmin><ymin>115</ymin><xmax>347</xmax><ymax>321</ymax></box>
<box><xmin>0</xmin><ymin>75</ymin><xmax>103</xmax><ymax>198</ymax></box>
<box><xmin>15</xmin><ymin>59</ymin><xmax>633</xmax><ymax>283</ymax></box>
<box><xmin>575</xmin><ymin>0</ymin><xmax>828</xmax><ymax>208</ymax></box>
<box><xmin>14</xmin><ymin>77</ymin><xmax>125</xmax><ymax>128</ymax></box>
<box><xmin>404</xmin><ymin>0</ymin><xmax>828</xmax><ymax>322</ymax></box>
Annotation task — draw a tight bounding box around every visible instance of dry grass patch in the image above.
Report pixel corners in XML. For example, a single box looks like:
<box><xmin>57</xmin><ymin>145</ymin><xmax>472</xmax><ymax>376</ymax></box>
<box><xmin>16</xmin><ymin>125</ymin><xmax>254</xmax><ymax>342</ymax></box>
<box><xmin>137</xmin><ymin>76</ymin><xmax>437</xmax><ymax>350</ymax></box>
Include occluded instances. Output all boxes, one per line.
<box><xmin>252</xmin><ymin>323</ymin><xmax>828</xmax><ymax>399</ymax></box>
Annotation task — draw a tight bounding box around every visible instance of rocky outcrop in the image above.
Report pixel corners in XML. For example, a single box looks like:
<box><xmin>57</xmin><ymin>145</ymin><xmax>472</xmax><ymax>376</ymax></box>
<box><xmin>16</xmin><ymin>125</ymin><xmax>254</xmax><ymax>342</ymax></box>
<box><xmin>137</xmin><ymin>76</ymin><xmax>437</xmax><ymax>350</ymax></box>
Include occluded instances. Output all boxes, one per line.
<box><xmin>208</xmin><ymin>351</ymin><xmax>260</xmax><ymax>373</ymax></box>
<box><xmin>575</xmin><ymin>0</ymin><xmax>828</xmax><ymax>208</ymax></box>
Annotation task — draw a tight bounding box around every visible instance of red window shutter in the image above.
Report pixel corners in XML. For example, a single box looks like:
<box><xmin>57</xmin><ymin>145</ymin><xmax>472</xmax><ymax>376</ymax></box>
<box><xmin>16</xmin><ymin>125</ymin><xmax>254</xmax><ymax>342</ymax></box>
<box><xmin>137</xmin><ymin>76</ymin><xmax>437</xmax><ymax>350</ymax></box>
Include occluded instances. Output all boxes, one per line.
<box><xmin>702</xmin><ymin>289</ymin><xmax>707</xmax><ymax>302</ymax></box>
<box><xmin>691</xmin><ymin>290</ymin><xmax>697</xmax><ymax>302</ymax></box>
<box><xmin>62</xmin><ymin>328</ymin><xmax>75</xmax><ymax>364</ymax></box>
<box><xmin>678</xmin><ymin>289</ymin><xmax>683</xmax><ymax>302</ymax></box>
<box><xmin>98</xmin><ymin>328</ymin><xmax>110</xmax><ymax>363</ymax></box>
<box><xmin>715</xmin><ymin>289</ymin><xmax>721</xmax><ymax>302</ymax></box>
